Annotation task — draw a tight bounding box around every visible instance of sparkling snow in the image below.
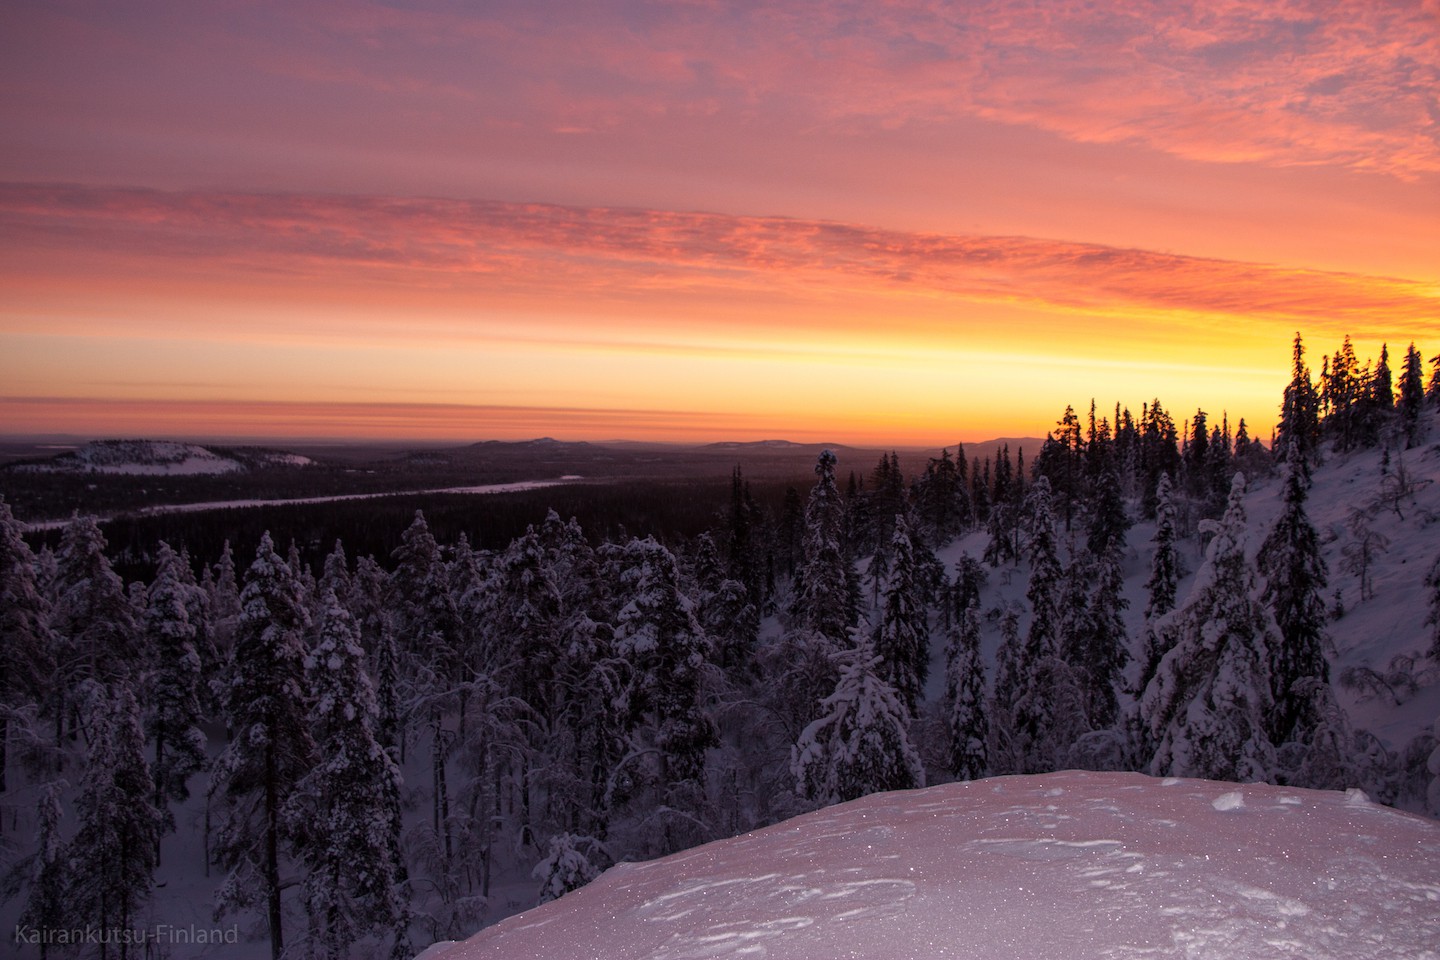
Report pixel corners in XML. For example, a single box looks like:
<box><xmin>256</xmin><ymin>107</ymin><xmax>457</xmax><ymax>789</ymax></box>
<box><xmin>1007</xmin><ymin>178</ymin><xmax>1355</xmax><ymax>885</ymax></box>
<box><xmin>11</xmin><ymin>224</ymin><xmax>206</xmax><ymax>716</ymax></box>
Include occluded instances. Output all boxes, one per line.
<box><xmin>423</xmin><ymin>771</ymin><xmax>1440</xmax><ymax>960</ymax></box>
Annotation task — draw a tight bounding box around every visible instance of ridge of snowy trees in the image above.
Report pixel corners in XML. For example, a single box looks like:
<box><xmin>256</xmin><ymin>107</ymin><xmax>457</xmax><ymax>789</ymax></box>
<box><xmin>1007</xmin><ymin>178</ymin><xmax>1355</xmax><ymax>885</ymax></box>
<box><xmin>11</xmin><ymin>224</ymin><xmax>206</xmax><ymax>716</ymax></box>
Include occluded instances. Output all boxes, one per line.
<box><xmin>2</xmin><ymin>331</ymin><xmax>1439</xmax><ymax>952</ymax></box>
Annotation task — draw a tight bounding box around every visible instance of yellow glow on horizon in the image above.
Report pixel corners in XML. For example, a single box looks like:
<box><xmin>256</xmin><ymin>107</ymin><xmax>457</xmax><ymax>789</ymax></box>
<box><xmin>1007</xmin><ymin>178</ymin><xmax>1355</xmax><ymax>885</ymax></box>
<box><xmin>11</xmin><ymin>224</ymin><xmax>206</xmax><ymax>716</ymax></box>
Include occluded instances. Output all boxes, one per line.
<box><xmin>1</xmin><ymin>186</ymin><xmax>1431</xmax><ymax>447</ymax></box>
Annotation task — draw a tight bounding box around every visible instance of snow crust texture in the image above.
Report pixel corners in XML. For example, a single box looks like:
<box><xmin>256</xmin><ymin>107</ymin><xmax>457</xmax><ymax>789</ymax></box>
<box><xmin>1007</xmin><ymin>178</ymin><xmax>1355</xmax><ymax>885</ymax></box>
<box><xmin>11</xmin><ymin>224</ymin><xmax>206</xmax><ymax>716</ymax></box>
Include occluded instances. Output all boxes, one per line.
<box><xmin>432</xmin><ymin>771</ymin><xmax>1440</xmax><ymax>960</ymax></box>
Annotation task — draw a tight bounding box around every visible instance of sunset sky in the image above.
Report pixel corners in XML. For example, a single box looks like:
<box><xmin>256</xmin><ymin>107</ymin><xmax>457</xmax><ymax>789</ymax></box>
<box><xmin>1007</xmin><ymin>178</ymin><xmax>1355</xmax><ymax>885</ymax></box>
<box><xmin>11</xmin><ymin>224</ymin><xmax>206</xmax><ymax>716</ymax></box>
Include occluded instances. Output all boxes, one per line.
<box><xmin>1</xmin><ymin>0</ymin><xmax>1436</xmax><ymax>445</ymax></box>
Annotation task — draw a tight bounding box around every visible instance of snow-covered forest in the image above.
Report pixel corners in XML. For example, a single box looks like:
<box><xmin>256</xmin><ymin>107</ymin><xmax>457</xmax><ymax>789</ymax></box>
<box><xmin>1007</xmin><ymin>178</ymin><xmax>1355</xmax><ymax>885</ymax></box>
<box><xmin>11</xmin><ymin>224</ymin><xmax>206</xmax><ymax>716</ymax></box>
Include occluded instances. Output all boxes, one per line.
<box><xmin>3</xmin><ymin>333</ymin><xmax>1440</xmax><ymax>959</ymax></box>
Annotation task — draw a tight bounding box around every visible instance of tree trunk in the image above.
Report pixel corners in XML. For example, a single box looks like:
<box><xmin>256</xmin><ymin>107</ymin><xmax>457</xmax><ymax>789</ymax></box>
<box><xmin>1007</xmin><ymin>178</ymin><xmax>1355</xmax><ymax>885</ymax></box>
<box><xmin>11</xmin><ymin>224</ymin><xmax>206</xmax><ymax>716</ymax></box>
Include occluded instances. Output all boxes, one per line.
<box><xmin>265</xmin><ymin>744</ymin><xmax>284</xmax><ymax>960</ymax></box>
<box><xmin>153</xmin><ymin>725</ymin><xmax>166</xmax><ymax>866</ymax></box>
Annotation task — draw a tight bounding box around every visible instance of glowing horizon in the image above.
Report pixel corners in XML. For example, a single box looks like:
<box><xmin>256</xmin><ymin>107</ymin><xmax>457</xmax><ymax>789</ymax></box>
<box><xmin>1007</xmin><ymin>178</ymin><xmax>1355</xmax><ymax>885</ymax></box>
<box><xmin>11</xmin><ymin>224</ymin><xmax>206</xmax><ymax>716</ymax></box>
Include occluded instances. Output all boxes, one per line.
<box><xmin>2</xmin><ymin>2</ymin><xmax>1435</xmax><ymax>447</ymax></box>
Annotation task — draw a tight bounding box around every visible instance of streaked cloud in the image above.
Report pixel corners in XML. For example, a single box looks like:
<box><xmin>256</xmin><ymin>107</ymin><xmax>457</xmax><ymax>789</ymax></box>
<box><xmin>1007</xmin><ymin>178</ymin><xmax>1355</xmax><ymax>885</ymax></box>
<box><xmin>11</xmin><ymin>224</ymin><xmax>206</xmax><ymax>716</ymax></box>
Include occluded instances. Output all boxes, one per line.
<box><xmin>273</xmin><ymin>0</ymin><xmax>1440</xmax><ymax>178</ymax></box>
<box><xmin>2</xmin><ymin>183</ymin><xmax>1432</xmax><ymax>343</ymax></box>
<box><xmin>2</xmin><ymin>2</ymin><xmax>1434</xmax><ymax>444</ymax></box>
<box><xmin>0</xmin><ymin>396</ymin><xmax>764</xmax><ymax>443</ymax></box>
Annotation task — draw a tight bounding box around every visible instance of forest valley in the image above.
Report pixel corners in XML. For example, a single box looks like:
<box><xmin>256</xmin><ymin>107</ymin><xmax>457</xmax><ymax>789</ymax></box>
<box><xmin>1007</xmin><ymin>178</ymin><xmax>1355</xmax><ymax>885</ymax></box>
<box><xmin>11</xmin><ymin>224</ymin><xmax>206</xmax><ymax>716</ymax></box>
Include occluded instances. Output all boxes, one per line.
<box><xmin>2</xmin><ymin>333</ymin><xmax>1440</xmax><ymax>960</ymax></box>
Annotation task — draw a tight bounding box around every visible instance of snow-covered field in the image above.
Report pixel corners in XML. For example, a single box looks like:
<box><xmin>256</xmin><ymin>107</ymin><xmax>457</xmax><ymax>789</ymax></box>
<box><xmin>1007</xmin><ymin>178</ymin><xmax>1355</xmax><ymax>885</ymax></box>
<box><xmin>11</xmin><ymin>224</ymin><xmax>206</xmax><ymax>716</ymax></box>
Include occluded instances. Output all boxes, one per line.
<box><xmin>423</xmin><ymin>770</ymin><xmax>1440</xmax><ymax>960</ymax></box>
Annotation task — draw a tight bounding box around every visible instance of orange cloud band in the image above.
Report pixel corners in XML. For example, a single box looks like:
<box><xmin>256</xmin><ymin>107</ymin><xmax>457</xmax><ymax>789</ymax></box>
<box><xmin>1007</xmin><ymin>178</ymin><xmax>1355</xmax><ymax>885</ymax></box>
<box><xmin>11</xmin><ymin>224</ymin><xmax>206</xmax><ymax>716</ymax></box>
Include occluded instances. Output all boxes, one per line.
<box><xmin>2</xmin><ymin>183</ymin><xmax>1433</xmax><ymax>341</ymax></box>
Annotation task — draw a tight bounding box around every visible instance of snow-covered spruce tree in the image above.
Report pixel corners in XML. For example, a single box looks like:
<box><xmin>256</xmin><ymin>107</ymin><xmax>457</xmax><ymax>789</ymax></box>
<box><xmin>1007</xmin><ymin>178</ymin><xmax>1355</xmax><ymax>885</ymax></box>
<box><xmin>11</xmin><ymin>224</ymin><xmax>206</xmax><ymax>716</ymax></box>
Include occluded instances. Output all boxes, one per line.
<box><xmin>613</xmin><ymin>536</ymin><xmax>718</xmax><ymax>852</ymax></box>
<box><xmin>1139</xmin><ymin>472</ymin><xmax>1182</xmax><ymax>694</ymax></box>
<box><xmin>770</xmin><ymin>451</ymin><xmax>859</xmax><ymax>743</ymax></box>
<box><xmin>474</xmin><ymin>522</ymin><xmax>565</xmax><ymax>856</ymax></box>
<box><xmin>1257</xmin><ymin>453</ymin><xmax>1335</xmax><ymax>752</ymax></box>
<box><xmin>145</xmin><ymin>541</ymin><xmax>208</xmax><ymax>862</ymax></box>
<box><xmin>17</xmin><ymin>784</ymin><xmax>65</xmax><ymax>960</ymax></box>
<box><xmin>350</xmin><ymin>554</ymin><xmax>401</xmax><ymax>751</ymax></box>
<box><xmin>317</xmin><ymin>540</ymin><xmax>353</xmax><ymax>608</ymax></box>
<box><xmin>1008</xmin><ymin>477</ymin><xmax>1086</xmax><ymax>773</ymax></box>
<box><xmin>950</xmin><ymin>552</ymin><xmax>987</xmax><ymax>623</ymax></box>
<box><xmin>535</xmin><ymin>513</ymin><xmax>631</xmax><ymax>843</ymax></box>
<box><xmin>1056</xmin><ymin>549</ymin><xmax>1093</xmax><ymax>678</ymax></box>
<box><xmin>725</xmin><ymin>465</ymin><xmax>766</xmax><ymax>611</ymax></box>
<box><xmin>1023</xmin><ymin>479</ymin><xmax>1064</xmax><ymax>661</ymax></box>
<box><xmin>65</xmin><ymin>683</ymin><xmax>163</xmax><ymax>960</ymax></box>
<box><xmin>173</xmin><ymin>545</ymin><xmax>221</xmax><ymax>718</ymax></box>
<box><xmin>692</xmin><ymin>532</ymin><xmax>759</xmax><ymax>676</ymax></box>
<box><xmin>1141</xmin><ymin>474</ymin><xmax>1280</xmax><ymax>783</ymax></box>
<box><xmin>205</xmin><ymin>540</ymin><xmax>243</xmax><ymax>709</ymax></box>
<box><xmin>209</xmin><ymin>540</ymin><xmax>242</xmax><ymax>622</ymax></box>
<box><xmin>793</xmin><ymin>450</ymin><xmax>857</xmax><ymax>645</ymax></box>
<box><xmin>551</xmin><ymin>613</ymin><xmax>628</xmax><ymax>843</ymax></box>
<box><xmin>1397</xmin><ymin>342</ymin><xmax>1427</xmax><ymax>448</ymax></box>
<box><xmin>1085</xmin><ymin>462</ymin><xmax>1131</xmax><ymax>558</ymax></box>
<box><xmin>288</xmin><ymin>588</ymin><xmax>409</xmax><ymax>960</ymax></box>
<box><xmin>210</xmin><ymin>532</ymin><xmax>316</xmax><ymax>960</ymax></box>
<box><xmin>943</xmin><ymin>600</ymin><xmax>988</xmax><ymax>781</ymax></box>
<box><xmin>0</xmin><ymin>494</ymin><xmax>54</xmax><ymax>791</ymax></box>
<box><xmin>986</xmin><ymin>607</ymin><xmax>1025</xmax><ymax>774</ymax></box>
<box><xmin>983</xmin><ymin>446</ymin><xmax>1020</xmax><ymax>566</ymax></box>
<box><xmin>791</xmin><ymin>639</ymin><xmax>924</xmax><ymax>807</ymax></box>
<box><xmin>533</xmin><ymin>832</ymin><xmax>603</xmax><ymax>905</ymax></box>
<box><xmin>915</xmin><ymin>447</ymin><xmax>969</xmax><ymax>543</ymax></box>
<box><xmin>873</xmin><ymin>515</ymin><xmax>929</xmax><ymax>720</ymax></box>
<box><xmin>52</xmin><ymin>514</ymin><xmax>142</xmax><ymax>736</ymax></box>
<box><xmin>390</xmin><ymin>511</ymin><xmax>463</xmax><ymax>683</ymax></box>
<box><xmin>389</xmin><ymin>510</ymin><xmax>465</xmax><ymax>873</ymax></box>
<box><xmin>1068</xmin><ymin>543</ymin><xmax>1129</xmax><ymax>732</ymax></box>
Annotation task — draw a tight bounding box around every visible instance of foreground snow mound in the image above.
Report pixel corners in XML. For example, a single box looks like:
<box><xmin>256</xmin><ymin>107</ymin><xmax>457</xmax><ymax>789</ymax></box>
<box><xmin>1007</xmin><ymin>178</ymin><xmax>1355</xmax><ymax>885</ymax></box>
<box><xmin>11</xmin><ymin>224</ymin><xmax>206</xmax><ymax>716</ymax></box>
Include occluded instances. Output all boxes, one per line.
<box><xmin>431</xmin><ymin>771</ymin><xmax>1440</xmax><ymax>960</ymax></box>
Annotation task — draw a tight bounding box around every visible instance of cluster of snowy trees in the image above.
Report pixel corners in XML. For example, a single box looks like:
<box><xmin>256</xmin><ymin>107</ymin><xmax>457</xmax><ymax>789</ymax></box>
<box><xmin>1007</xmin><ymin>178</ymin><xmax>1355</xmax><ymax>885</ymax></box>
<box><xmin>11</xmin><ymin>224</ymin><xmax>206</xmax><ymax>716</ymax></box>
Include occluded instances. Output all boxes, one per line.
<box><xmin>2</xmin><ymin>332</ymin><xmax>1439</xmax><ymax>954</ymax></box>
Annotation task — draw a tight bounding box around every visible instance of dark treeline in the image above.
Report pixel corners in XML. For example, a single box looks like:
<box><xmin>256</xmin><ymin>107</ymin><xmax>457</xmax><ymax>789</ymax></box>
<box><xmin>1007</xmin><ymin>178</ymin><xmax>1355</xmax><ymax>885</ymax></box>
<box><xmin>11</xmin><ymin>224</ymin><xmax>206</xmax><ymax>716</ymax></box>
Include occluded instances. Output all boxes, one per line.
<box><xmin>2</xmin><ymin>332</ymin><xmax>1438</xmax><ymax>959</ymax></box>
<box><xmin>28</xmin><ymin>477</ymin><xmax>808</xmax><ymax>587</ymax></box>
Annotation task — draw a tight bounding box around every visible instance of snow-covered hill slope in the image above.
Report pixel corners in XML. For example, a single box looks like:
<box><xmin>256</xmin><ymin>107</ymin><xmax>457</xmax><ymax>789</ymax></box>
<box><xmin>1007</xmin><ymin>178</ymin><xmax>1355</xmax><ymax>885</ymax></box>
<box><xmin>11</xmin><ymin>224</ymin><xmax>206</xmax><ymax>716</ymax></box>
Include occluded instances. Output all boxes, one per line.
<box><xmin>928</xmin><ymin>421</ymin><xmax>1440</xmax><ymax>795</ymax></box>
<box><xmin>6</xmin><ymin>439</ymin><xmax>313</xmax><ymax>475</ymax></box>
<box><xmin>422</xmin><ymin>770</ymin><xmax>1440</xmax><ymax>960</ymax></box>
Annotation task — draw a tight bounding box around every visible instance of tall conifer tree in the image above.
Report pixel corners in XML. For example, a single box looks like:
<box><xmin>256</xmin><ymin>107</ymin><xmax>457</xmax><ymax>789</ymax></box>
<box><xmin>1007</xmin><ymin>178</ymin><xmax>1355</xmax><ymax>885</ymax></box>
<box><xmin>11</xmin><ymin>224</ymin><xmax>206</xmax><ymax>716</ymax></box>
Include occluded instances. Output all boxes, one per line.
<box><xmin>145</xmin><ymin>541</ymin><xmax>208</xmax><ymax>862</ymax></box>
<box><xmin>1141</xmin><ymin>475</ymin><xmax>1279</xmax><ymax>782</ymax></box>
<box><xmin>1140</xmin><ymin>473</ymin><xmax>1182</xmax><ymax>693</ymax></box>
<box><xmin>794</xmin><ymin>450</ymin><xmax>856</xmax><ymax>644</ymax></box>
<box><xmin>944</xmin><ymin>600</ymin><xmax>988</xmax><ymax>781</ymax></box>
<box><xmin>0</xmin><ymin>495</ymin><xmax>54</xmax><ymax>791</ymax></box>
<box><xmin>211</xmin><ymin>532</ymin><xmax>316</xmax><ymax>960</ymax></box>
<box><xmin>873</xmin><ymin>515</ymin><xmax>929</xmax><ymax>719</ymax></box>
<box><xmin>1397</xmin><ymin>343</ymin><xmax>1427</xmax><ymax>447</ymax></box>
<box><xmin>1257</xmin><ymin>454</ymin><xmax>1333</xmax><ymax>748</ymax></box>
<box><xmin>290</xmin><ymin>589</ymin><xmax>409</xmax><ymax>960</ymax></box>
<box><xmin>66</xmin><ymin>685</ymin><xmax>163</xmax><ymax>960</ymax></box>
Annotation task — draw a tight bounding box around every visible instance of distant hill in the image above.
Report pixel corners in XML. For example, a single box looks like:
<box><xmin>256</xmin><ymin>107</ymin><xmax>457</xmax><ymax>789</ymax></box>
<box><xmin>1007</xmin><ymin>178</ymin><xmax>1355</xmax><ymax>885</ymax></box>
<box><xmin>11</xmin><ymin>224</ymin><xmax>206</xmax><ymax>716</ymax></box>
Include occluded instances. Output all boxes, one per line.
<box><xmin>3</xmin><ymin>439</ymin><xmax>314</xmax><ymax>476</ymax></box>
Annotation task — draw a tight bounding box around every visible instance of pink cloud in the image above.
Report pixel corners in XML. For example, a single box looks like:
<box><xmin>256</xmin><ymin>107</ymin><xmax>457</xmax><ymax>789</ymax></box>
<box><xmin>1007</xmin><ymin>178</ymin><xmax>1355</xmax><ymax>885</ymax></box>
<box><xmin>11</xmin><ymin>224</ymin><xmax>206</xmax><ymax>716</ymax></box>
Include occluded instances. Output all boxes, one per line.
<box><xmin>1</xmin><ymin>184</ymin><xmax>1432</xmax><ymax>340</ymax></box>
<box><xmin>320</xmin><ymin>0</ymin><xmax>1432</xmax><ymax>177</ymax></box>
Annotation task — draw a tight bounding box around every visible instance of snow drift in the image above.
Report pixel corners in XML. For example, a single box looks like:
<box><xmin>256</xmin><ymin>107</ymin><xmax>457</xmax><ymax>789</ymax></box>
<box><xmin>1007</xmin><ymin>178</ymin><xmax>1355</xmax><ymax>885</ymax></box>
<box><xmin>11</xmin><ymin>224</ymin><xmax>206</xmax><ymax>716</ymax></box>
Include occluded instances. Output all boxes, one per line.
<box><xmin>423</xmin><ymin>770</ymin><xmax>1440</xmax><ymax>960</ymax></box>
